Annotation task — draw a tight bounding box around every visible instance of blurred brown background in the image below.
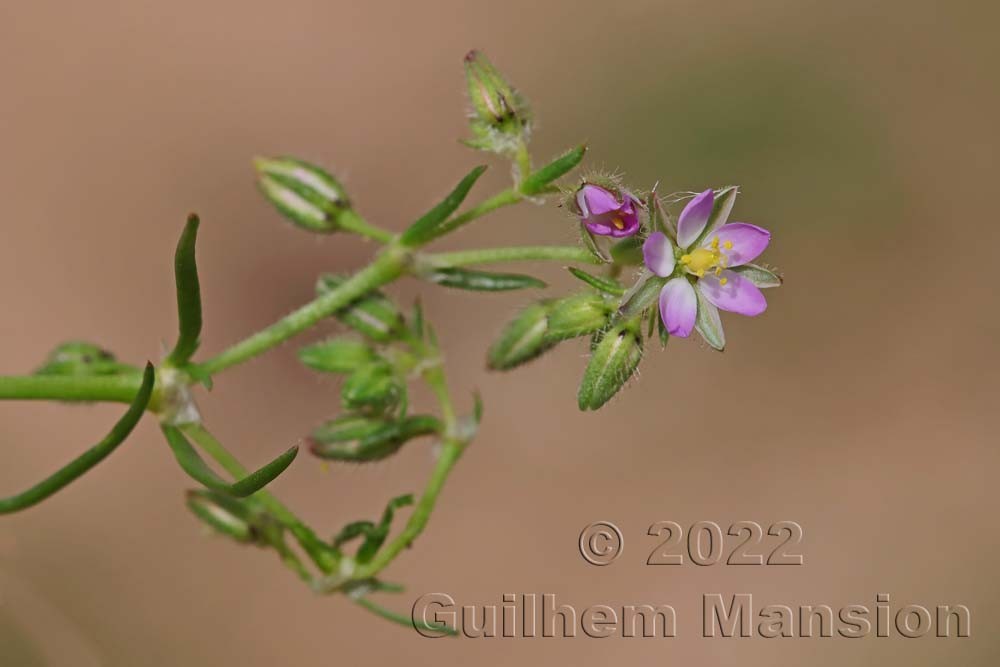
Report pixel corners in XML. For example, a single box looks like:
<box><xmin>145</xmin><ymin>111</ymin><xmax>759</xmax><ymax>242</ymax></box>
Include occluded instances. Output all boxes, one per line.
<box><xmin>1</xmin><ymin>0</ymin><xmax>997</xmax><ymax>664</ymax></box>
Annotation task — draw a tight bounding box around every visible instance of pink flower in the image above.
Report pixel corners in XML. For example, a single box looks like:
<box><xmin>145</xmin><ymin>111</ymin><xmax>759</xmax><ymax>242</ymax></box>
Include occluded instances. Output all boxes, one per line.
<box><xmin>642</xmin><ymin>189</ymin><xmax>771</xmax><ymax>338</ymax></box>
<box><xmin>575</xmin><ymin>184</ymin><xmax>641</xmax><ymax>238</ymax></box>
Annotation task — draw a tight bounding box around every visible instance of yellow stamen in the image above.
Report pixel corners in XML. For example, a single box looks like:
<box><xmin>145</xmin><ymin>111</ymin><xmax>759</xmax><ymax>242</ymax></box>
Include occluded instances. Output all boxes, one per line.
<box><xmin>714</xmin><ymin>266</ymin><xmax>723</xmax><ymax>276</ymax></box>
<box><xmin>723</xmin><ymin>240</ymin><xmax>733</xmax><ymax>250</ymax></box>
<box><xmin>719</xmin><ymin>277</ymin><xmax>728</xmax><ymax>286</ymax></box>
<box><xmin>611</xmin><ymin>216</ymin><xmax>625</xmax><ymax>230</ymax></box>
<box><xmin>710</xmin><ymin>237</ymin><xmax>720</xmax><ymax>250</ymax></box>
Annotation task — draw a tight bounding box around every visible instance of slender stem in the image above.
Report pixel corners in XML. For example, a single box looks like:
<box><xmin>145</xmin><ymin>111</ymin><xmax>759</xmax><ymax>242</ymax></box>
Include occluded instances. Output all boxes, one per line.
<box><xmin>353</xmin><ymin>364</ymin><xmax>463</xmax><ymax>580</ymax></box>
<box><xmin>195</xmin><ymin>247</ymin><xmax>409</xmax><ymax>376</ymax></box>
<box><xmin>431</xmin><ymin>188</ymin><xmax>521</xmax><ymax>239</ymax></box>
<box><xmin>338</xmin><ymin>209</ymin><xmax>394</xmax><ymax>244</ymax></box>
<box><xmin>0</xmin><ymin>373</ymin><xmax>147</xmax><ymax>404</ymax></box>
<box><xmin>428</xmin><ymin>245</ymin><xmax>599</xmax><ymax>268</ymax></box>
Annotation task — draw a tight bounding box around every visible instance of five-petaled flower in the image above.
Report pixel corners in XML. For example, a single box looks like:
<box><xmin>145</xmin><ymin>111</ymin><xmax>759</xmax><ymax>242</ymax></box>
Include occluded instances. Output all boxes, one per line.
<box><xmin>642</xmin><ymin>189</ymin><xmax>771</xmax><ymax>338</ymax></box>
<box><xmin>575</xmin><ymin>184</ymin><xmax>641</xmax><ymax>238</ymax></box>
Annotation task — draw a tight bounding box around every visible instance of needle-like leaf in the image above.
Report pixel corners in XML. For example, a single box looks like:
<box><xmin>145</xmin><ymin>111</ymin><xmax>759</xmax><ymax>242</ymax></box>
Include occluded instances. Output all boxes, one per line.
<box><xmin>166</xmin><ymin>214</ymin><xmax>203</xmax><ymax>366</ymax></box>
<box><xmin>0</xmin><ymin>363</ymin><xmax>156</xmax><ymax>514</ymax></box>
<box><xmin>425</xmin><ymin>267</ymin><xmax>546</xmax><ymax>291</ymax></box>
<box><xmin>519</xmin><ymin>144</ymin><xmax>587</xmax><ymax>195</ymax></box>
<box><xmin>400</xmin><ymin>166</ymin><xmax>488</xmax><ymax>246</ymax></box>
<box><xmin>160</xmin><ymin>425</ymin><xmax>298</xmax><ymax>497</ymax></box>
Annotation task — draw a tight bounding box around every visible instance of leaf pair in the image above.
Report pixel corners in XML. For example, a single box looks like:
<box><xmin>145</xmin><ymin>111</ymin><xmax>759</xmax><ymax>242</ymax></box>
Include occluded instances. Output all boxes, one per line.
<box><xmin>0</xmin><ymin>363</ymin><xmax>156</xmax><ymax>514</ymax></box>
<box><xmin>161</xmin><ymin>426</ymin><xmax>298</xmax><ymax>498</ymax></box>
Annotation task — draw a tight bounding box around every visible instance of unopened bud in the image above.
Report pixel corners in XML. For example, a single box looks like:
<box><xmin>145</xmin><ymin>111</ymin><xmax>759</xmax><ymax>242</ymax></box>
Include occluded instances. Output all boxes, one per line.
<box><xmin>298</xmin><ymin>338</ymin><xmax>378</xmax><ymax>374</ymax></box>
<box><xmin>341</xmin><ymin>363</ymin><xmax>404</xmax><ymax>414</ymax></box>
<box><xmin>544</xmin><ymin>292</ymin><xmax>613</xmax><ymax>343</ymax></box>
<box><xmin>463</xmin><ymin>50</ymin><xmax>531</xmax><ymax>152</ymax></box>
<box><xmin>34</xmin><ymin>341</ymin><xmax>131</xmax><ymax>377</ymax></box>
<box><xmin>254</xmin><ymin>156</ymin><xmax>351</xmax><ymax>233</ymax></box>
<box><xmin>317</xmin><ymin>275</ymin><xmax>406</xmax><ymax>342</ymax></box>
<box><xmin>487</xmin><ymin>301</ymin><xmax>555</xmax><ymax>371</ymax></box>
<box><xmin>186</xmin><ymin>489</ymin><xmax>257</xmax><ymax>543</ymax></box>
<box><xmin>577</xmin><ymin>318</ymin><xmax>644</xmax><ymax>411</ymax></box>
<box><xmin>309</xmin><ymin>414</ymin><xmax>440</xmax><ymax>462</ymax></box>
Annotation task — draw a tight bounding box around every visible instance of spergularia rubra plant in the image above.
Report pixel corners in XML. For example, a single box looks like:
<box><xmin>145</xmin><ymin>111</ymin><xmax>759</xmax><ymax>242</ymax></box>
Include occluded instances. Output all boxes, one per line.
<box><xmin>0</xmin><ymin>50</ymin><xmax>782</xmax><ymax>633</ymax></box>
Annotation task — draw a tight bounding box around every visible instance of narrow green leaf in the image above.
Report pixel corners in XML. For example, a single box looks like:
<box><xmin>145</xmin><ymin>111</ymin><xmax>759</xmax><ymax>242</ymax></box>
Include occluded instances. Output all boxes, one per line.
<box><xmin>166</xmin><ymin>214</ymin><xmax>203</xmax><ymax>366</ymax></box>
<box><xmin>732</xmin><ymin>263</ymin><xmax>783</xmax><ymax>289</ymax></box>
<box><xmin>567</xmin><ymin>267</ymin><xmax>625</xmax><ymax>296</ymax></box>
<box><xmin>356</xmin><ymin>494</ymin><xmax>414</xmax><ymax>563</ymax></box>
<box><xmin>694</xmin><ymin>287</ymin><xmax>726</xmax><ymax>351</ymax></box>
<box><xmin>161</xmin><ymin>426</ymin><xmax>299</xmax><ymax>497</ymax></box>
<box><xmin>0</xmin><ymin>363</ymin><xmax>155</xmax><ymax>514</ymax></box>
<box><xmin>520</xmin><ymin>144</ymin><xmax>587</xmax><ymax>195</ymax></box>
<box><xmin>426</xmin><ymin>267</ymin><xmax>546</xmax><ymax>291</ymax></box>
<box><xmin>400</xmin><ymin>166</ymin><xmax>488</xmax><ymax>246</ymax></box>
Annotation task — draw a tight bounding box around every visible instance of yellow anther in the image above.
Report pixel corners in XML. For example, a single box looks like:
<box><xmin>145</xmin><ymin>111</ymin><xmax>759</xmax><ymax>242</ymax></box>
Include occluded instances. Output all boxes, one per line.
<box><xmin>723</xmin><ymin>240</ymin><xmax>734</xmax><ymax>250</ymax></box>
<box><xmin>611</xmin><ymin>216</ymin><xmax>625</xmax><ymax>230</ymax></box>
<box><xmin>710</xmin><ymin>237</ymin><xmax>720</xmax><ymax>249</ymax></box>
<box><xmin>719</xmin><ymin>277</ymin><xmax>729</xmax><ymax>286</ymax></box>
<box><xmin>680</xmin><ymin>254</ymin><xmax>692</xmax><ymax>265</ymax></box>
<box><xmin>714</xmin><ymin>266</ymin><xmax>723</xmax><ymax>276</ymax></box>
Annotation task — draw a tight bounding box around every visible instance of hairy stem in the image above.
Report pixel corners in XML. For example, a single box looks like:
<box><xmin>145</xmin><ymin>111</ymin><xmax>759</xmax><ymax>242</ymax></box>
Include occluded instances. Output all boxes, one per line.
<box><xmin>195</xmin><ymin>246</ymin><xmax>409</xmax><ymax>376</ymax></box>
<box><xmin>428</xmin><ymin>245</ymin><xmax>599</xmax><ymax>268</ymax></box>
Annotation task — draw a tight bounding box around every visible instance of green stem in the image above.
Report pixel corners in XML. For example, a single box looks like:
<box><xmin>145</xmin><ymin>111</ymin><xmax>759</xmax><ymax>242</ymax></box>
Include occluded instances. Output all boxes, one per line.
<box><xmin>0</xmin><ymin>373</ymin><xmax>148</xmax><ymax>404</ymax></box>
<box><xmin>339</xmin><ymin>209</ymin><xmax>395</xmax><ymax>244</ymax></box>
<box><xmin>195</xmin><ymin>246</ymin><xmax>409</xmax><ymax>376</ymax></box>
<box><xmin>428</xmin><ymin>245</ymin><xmax>599</xmax><ymax>268</ymax></box>
<box><xmin>431</xmin><ymin>188</ymin><xmax>522</xmax><ymax>239</ymax></box>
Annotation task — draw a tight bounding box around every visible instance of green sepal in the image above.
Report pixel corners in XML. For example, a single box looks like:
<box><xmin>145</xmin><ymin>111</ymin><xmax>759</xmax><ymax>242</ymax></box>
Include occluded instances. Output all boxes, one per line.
<box><xmin>544</xmin><ymin>292</ymin><xmax>613</xmax><ymax>343</ymax></box>
<box><xmin>648</xmin><ymin>192</ymin><xmax>673</xmax><ymax>236</ymax></box>
<box><xmin>694</xmin><ymin>287</ymin><xmax>726</xmax><ymax>351</ymax></box>
<box><xmin>567</xmin><ymin>267</ymin><xmax>625</xmax><ymax>296</ymax></box>
<box><xmin>425</xmin><ymin>267</ymin><xmax>546</xmax><ymax>291</ymax></box>
<box><xmin>166</xmin><ymin>214</ymin><xmax>203</xmax><ymax>366</ymax></box>
<box><xmin>487</xmin><ymin>300</ymin><xmax>556</xmax><ymax>371</ymax></box>
<box><xmin>520</xmin><ymin>145</ymin><xmax>587</xmax><ymax>196</ymax></box>
<box><xmin>693</xmin><ymin>185</ymin><xmax>739</xmax><ymax>247</ymax></box>
<box><xmin>609</xmin><ymin>236</ymin><xmax>644</xmax><ymax>265</ymax></box>
<box><xmin>618</xmin><ymin>270</ymin><xmax>668</xmax><ymax>319</ymax></box>
<box><xmin>317</xmin><ymin>275</ymin><xmax>406</xmax><ymax>342</ymax></box>
<box><xmin>577</xmin><ymin>318</ymin><xmax>643</xmax><ymax>411</ymax></box>
<box><xmin>298</xmin><ymin>338</ymin><xmax>378</xmax><ymax>375</ymax></box>
<box><xmin>400</xmin><ymin>166</ymin><xmax>488</xmax><ymax>246</ymax></box>
<box><xmin>341</xmin><ymin>363</ymin><xmax>405</xmax><ymax>415</ymax></box>
<box><xmin>579</xmin><ymin>225</ymin><xmax>611</xmax><ymax>263</ymax></box>
<box><xmin>732</xmin><ymin>263</ymin><xmax>783</xmax><ymax>289</ymax></box>
<box><xmin>0</xmin><ymin>363</ymin><xmax>156</xmax><ymax>514</ymax></box>
<box><xmin>34</xmin><ymin>341</ymin><xmax>134</xmax><ymax>377</ymax></box>
<box><xmin>160</xmin><ymin>426</ymin><xmax>299</xmax><ymax>497</ymax></box>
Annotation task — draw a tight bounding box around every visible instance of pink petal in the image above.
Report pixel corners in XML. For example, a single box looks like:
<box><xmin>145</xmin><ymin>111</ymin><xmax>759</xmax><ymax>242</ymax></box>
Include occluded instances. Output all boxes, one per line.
<box><xmin>697</xmin><ymin>270</ymin><xmax>767</xmax><ymax>316</ymax></box>
<box><xmin>643</xmin><ymin>232</ymin><xmax>676</xmax><ymax>277</ymax></box>
<box><xmin>659</xmin><ymin>277</ymin><xmax>697</xmax><ymax>337</ymax></box>
<box><xmin>580</xmin><ymin>184</ymin><xmax>621</xmax><ymax>216</ymax></box>
<box><xmin>677</xmin><ymin>189</ymin><xmax>714</xmax><ymax>249</ymax></box>
<box><xmin>706</xmin><ymin>223</ymin><xmax>770</xmax><ymax>267</ymax></box>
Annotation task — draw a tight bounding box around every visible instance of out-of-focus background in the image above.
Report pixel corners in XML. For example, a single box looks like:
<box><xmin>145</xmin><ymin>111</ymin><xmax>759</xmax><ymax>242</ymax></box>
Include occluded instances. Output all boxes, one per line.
<box><xmin>1</xmin><ymin>1</ymin><xmax>997</xmax><ymax>664</ymax></box>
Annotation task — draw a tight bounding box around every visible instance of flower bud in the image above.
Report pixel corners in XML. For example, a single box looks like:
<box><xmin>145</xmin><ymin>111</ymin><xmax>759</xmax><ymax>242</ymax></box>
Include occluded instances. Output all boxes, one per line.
<box><xmin>186</xmin><ymin>489</ymin><xmax>257</xmax><ymax>543</ymax></box>
<box><xmin>317</xmin><ymin>275</ymin><xmax>406</xmax><ymax>343</ymax></box>
<box><xmin>577</xmin><ymin>318</ymin><xmax>644</xmax><ymax>411</ymax></box>
<box><xmin>34</xmin><ymin>341</ymin><xmax>132</xmax><ymax>377</ymax></box>
<box><xmin>544</xmin><ymin>292</ymin><xmax>613</xmax><ymax>343</ymax></box>
<box><xmin>309</xmin><ymin>414</ymin><xmax>441</xmax><ymax>462</ymax></box>
<box><xmin>254</xmin><ymin>156</ymin><xmax>351</xmax><ymax>233</ymax></box>
<box><xmin>298</xmin><ymin>338</ymin><xmax>378</xmax><ymax>375</ymax></box>
<box><xmin>487</xmin><ymin>301</ymin><xmax>556</xmax><ymax>371</ymax></box>
<box><xmin>463</xmin><ymin>50</ymin><xmax>531</xmax><ymax>152</ymax></box>
<box><xmin>341</xmin><ymin>363</ymin><xmax>404</xmax><ymax>414</ymax></box>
